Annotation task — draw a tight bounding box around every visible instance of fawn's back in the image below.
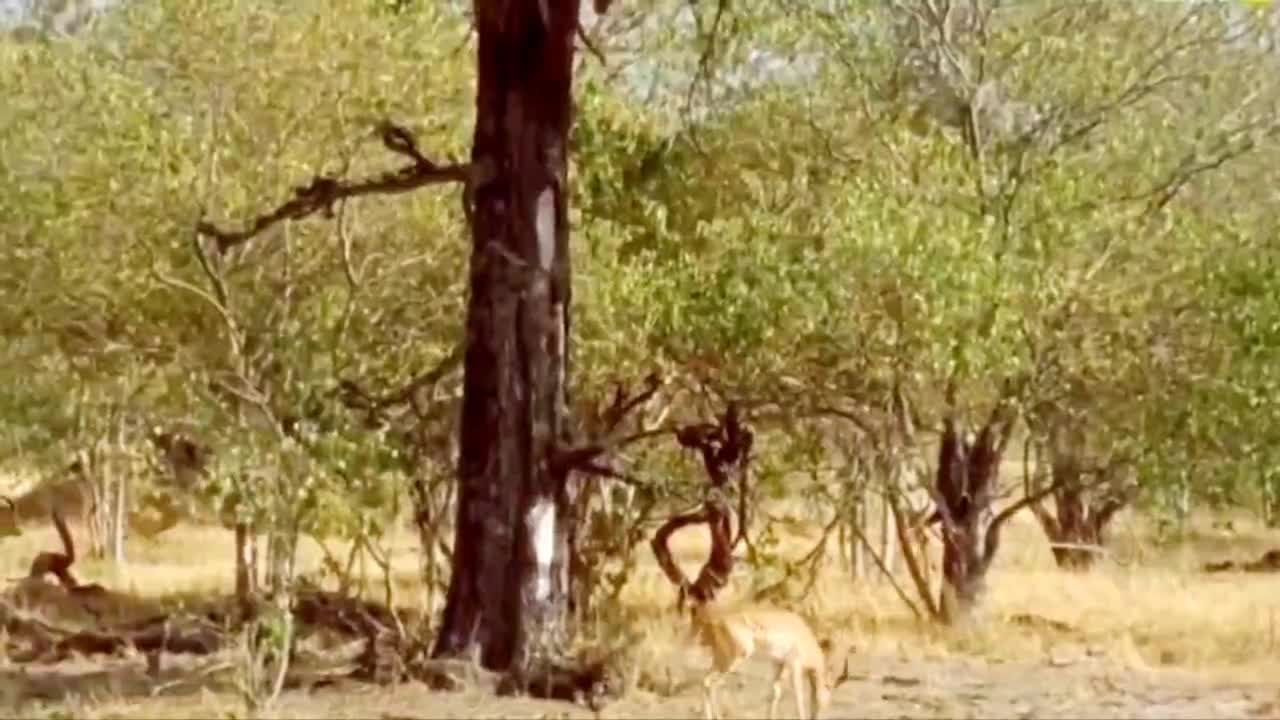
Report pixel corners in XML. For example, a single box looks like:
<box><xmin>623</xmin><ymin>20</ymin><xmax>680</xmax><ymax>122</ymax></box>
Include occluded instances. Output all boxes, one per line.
<box><xmin>696</xmin><ymin>605</ymin><xmax>826</xmax><ymax>669</ymax></box>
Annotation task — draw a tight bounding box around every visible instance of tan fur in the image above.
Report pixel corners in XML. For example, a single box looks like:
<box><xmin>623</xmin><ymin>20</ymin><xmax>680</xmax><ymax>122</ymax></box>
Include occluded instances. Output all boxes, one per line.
<box><xmin>689</xmin><ymin>600</ymin><xmax>841</xmax><ymax>720</ymax></box>
<box><xmin>8</xmin><ymin>469</ymin><xmax>185</xmax><ymax>547</ymax></box>
<box><xmin>7</xmin><ymin>477</ymin><xmax>92</xmax><ymax>525</ymax></box>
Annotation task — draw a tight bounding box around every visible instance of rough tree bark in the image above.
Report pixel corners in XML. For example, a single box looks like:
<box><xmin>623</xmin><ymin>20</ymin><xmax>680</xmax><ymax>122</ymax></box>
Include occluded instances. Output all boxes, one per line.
<box><xmin>926</xmin><ymin>400</ymin><xmax>1023</xmax><ymax>625</ymax></box>
<box><xmin>923</xmin><ymin>401</ymin><xmax>1103</xmax><ymax>624</ymax></box>
<box><xmin>431</xmin><ymin>0</ymin><xmax>581</xmax><ymax>679</ymax></box>
<box><xmin>935</xmin><ymin>417</ymin><xmax>998</xmax><ymax>623</ymax></box>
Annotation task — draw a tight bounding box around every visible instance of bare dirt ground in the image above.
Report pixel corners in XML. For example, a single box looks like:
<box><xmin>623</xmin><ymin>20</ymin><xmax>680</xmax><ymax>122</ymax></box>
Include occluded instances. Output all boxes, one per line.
<box><xmin>4</xmin><ymin>648</ymin><xmax>1277</xmax><ymax>719</ymax></box>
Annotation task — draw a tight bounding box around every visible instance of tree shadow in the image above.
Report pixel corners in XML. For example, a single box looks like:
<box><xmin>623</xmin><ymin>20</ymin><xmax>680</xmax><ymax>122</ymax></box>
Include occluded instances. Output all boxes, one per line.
<box><xmin>0</xmin><ymin>655</ymin><xmax>238</xmax><ymax>707</ymax></box>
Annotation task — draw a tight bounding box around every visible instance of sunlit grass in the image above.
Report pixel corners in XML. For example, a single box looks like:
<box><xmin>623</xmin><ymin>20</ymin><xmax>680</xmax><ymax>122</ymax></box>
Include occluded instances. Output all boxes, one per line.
<box><xmin>3</xmin><ymin>468</ymin><xmax>1278</xmax><ymax>717</ymax></box>
<box><xmin>616</xmin><ymin>505</ymin><xmax>1280</xmax><ymax>683</ymax></box>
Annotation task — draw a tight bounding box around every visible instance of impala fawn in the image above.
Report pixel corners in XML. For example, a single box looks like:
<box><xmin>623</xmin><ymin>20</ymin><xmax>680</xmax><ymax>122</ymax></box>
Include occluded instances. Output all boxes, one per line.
<box><xmin>688</xmin><ymin>597</ymin><xmax>849</xmax><ymax>719</ymax></box>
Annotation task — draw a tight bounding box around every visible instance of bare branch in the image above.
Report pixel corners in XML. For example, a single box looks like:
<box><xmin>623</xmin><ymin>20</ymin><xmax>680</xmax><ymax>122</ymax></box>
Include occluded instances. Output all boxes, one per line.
<box><xmin>551</xmin><ymin>373</ymin><xmax>671</xmax><ymax>477</ymax></box>
<box><xmin>197</xmin><ymin>121</ymin><xmax>472</xmax><ymax>254</ymax></box>
<box><xmin>336</xmin><ymin>200</ymin><xmax>362</xmax><ymax>292</ymax></box>
<box><xmin>147</xmin><ymin>247</ymin><xmax>242</xmax><ymax>360</ymax></box>
<box><xmin>886</xmin><ymin>483</ymin><xmax>942</xmax><ymax>619</ymax></box>
<box><xmin>337</xmin><ymin>344</ymin><xmax>464</xmax><ymax>417</ymax></box>
<box><xmin>684</xmin><ymin>0</ymin><xmax>731</xmax><ymax>118</ymax></box>
<box><xmin>753</xmin><ymin>514</ymin><xmax>841</xmax><ymax>603</ymax></box>
<box><xmin>577</xmin><ymin>21</ymin><xmax>607</xmax><ymax>67</ymax></box>
<box><xmin>844</xmin><ymin>511</ymin><xmax>926</xmax><ymax>621</ymax></box>
<box><xmin>601</xmin><ymin>372</ymin><xmax>662</xmax><ymax>433</ymax></box>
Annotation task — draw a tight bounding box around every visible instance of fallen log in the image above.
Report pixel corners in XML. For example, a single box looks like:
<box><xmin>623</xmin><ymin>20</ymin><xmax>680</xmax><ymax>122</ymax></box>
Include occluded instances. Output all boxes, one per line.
<box><xmin>0</xmin><ymin>600</ymin><xmax>226</xmax><ymax>663</ymax></box>
<box><xmin>1203</xmin><ymin>548</ymin><xmax>1280</xmax><ymax>574</ymax></box>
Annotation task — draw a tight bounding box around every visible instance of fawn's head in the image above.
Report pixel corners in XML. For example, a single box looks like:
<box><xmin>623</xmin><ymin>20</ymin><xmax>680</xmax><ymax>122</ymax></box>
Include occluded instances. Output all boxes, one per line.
<box><xmin>678</xmin><ymin>583</ymin><xmax>718</xmax><ymax>633</ymax></box>
<box><xmin>817</xmin><ymin>636</ymin><xmax>853</xmax><ymax>711</ymax></box>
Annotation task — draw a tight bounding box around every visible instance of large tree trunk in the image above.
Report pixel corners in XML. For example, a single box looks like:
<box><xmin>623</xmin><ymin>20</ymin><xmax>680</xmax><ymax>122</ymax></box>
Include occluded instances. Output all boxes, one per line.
<box><xmin>933</xmin><ymin>410</ymin><xmax>1015</xmax><ymax>625</ymax></box>
<box><xmin>432</xmin><ymin>0</ymin><xmax>579</xmax><ymax>678</ymax></box>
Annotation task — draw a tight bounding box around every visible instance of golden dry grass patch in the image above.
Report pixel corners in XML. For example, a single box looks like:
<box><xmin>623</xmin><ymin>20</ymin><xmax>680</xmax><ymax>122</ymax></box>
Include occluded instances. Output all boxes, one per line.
<box><xmin>614</xmin><ymin>506</ymin><xmax>1280</xmax><ymax>682</ymax></box>
<box><xmin>0</xmin><ymin>498</ymin><xmax>1276</xmax><ymax>718</ymax></box>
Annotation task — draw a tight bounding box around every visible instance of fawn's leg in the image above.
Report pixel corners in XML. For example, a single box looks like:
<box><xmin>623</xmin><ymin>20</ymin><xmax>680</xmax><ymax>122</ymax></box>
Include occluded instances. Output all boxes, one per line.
<box><xmin>812</xmin><ymin>668</ymin><xmax>832</xmax><ymax>720</ymax></box>
<box><xmin>790</xmin><ymin>660</ymin><xmax>808</xmax><ymax>719</ymax></box>
<box><xmin>704</xmin><ymin>632</ymin><xmax>749</xmax><ymax>720</ymax></box>
<box><xmin>703</xmin><ymin>671</ymin><xmax>722</xmax><ymax>720</ymax></box>
<box><xmin>767</xmin><ymin>661</ymin><xmax>787</xmax><ymax>720</ymax></box>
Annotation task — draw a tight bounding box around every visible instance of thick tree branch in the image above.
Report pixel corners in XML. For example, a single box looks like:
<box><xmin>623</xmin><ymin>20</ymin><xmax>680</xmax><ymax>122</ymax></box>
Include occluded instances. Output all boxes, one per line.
<box><xmin>551</xmin><ymin>373</ymin><xmax>669</xmax><ymax>476</ymax></box>
<box><xmin>550</xmin><ymin>427</ymin><xmax>673</xmax><ymax>477</ymax></box>
<box><xmin>979</xmin><ymin>472</ymin><xmax>1114</xmax><ymax>574</ymax></box>
<box><xmin>1090</xmin><ymin>486</ymin><xmax>1136</xmax><ymax>535</ymax></box>
<box><xmin>887</xmin><ymin>483</ymin><xmax>942</xmax><ymax>620</ymax></box>
<box><xmin>197</xmin><ymin>121</ymin><xmax>472</xmax><ymax>254</ymax></box>
<box><xmin>650</xmin><ymin>495</ymin><xmax>735</xmax><ymax>607</ymax></box>
<box><xmin>648</xmin><ymin>402</ymin><xmax>755</xmax><ymax>613</ymax></box>
<box><xmin>601</xmin><ymin>372</ymin><xmax>661</xmax><ymax>433</ymax></box>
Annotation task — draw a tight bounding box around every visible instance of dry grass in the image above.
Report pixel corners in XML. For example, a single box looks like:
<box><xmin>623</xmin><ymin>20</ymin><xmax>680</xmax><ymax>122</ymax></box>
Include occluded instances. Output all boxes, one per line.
<box><xmin>619</xmin><ymin>506</ymin><xmax>1280</xmax><ymax>679</ymax></box>
<box><xmin>1</xmin><ymin>492</ymin><xmax>1277</xmax><ymax>719</ymax></box>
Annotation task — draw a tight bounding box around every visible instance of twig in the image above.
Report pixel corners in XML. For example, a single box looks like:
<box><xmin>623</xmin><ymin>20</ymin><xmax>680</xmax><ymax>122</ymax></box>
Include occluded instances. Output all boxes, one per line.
<box><xmin>684</xmin><ymin>0</ymin><xmax>731</xmax><ymax>118</ymax></box>
<box><xmin>577</xmin><ymin>21</ymin><xmax>607</xmax><ymax>67</ymax></box>
<box><xmin>753</xmin><ymin>513</ymin><xmax>840</xmax><ymax>602</ymax></box>
<box><xmin>845</xmin><ymin>517</ymin><xmax>925</xmax><ymax>622</ymax></box>
<box><xmin>337</xmin><ymin>345</ymin><xmax>464</xmax><ymax>414</ymax></box>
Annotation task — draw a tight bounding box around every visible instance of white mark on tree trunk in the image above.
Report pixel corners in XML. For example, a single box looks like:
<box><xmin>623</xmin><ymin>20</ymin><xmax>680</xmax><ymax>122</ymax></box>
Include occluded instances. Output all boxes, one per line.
<box><xmin>535</xmin><ymin>187</ymin><xmax>555</xmax><ymax>271</ymax></box>
<box><xmin>553</xmin><ymin>301</ymin><xmax>567</xmax><ymax>412</ymax></box>
<box><xmin>529</xmin><ymin>499</ymin><xmax>556</xmax><ymax>600</ymax></box>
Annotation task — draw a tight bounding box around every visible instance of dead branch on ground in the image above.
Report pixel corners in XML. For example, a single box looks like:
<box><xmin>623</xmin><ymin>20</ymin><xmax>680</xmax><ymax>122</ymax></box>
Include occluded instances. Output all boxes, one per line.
<box><xmin>1203</xmin><ymin>549</ymin><xmax>1280</xmax><ymax>574</ymax></box>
